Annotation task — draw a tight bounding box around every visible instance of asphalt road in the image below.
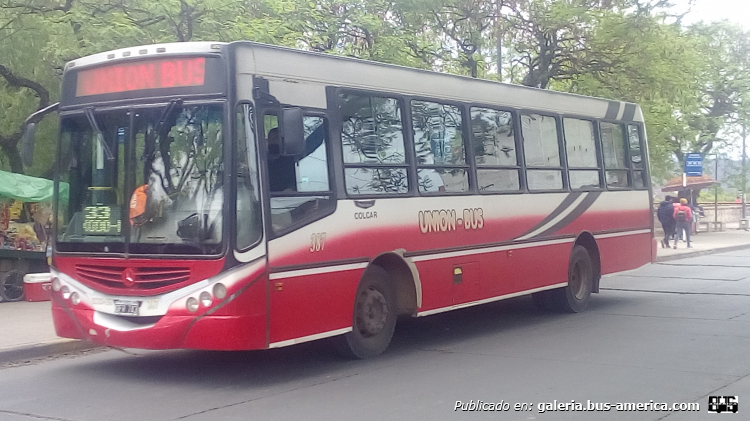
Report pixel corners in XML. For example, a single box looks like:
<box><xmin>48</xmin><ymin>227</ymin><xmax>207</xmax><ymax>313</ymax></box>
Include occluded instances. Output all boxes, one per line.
<box><xmin>1</xmin><ymin>250</ymin><xmax>749</xmax><ymax>421</ymax></box>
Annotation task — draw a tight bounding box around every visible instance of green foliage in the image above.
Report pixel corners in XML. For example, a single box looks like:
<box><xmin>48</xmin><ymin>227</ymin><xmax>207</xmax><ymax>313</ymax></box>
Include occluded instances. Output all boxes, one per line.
<box><xmin>698</xmin><ymin>185</ymin><xmax>737</xmax><ymax>203</ymax></box>
<box><xmin>1</xmin><ymin>0</ymin><xmax>749</xmax><ymax>191</ymax></box>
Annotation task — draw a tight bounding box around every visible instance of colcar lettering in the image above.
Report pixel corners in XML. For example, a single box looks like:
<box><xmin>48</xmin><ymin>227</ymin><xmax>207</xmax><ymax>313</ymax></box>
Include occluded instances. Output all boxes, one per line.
<box><xmin>354</xmin><ymin>211</ymin><xmax>378</xmax><ymax>219</ymax></box>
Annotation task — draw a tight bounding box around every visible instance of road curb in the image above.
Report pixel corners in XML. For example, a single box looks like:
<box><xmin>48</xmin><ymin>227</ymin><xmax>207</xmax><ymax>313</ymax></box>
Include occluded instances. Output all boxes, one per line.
<box><xmin>656</xmin><ymin>243</ymin><xmax>750</xmax><ymax>262</ymax></box>
<box><xmin>0</xmin><ymin>339</ymin><xmax>101</xmax><ymax>365</ymax></box>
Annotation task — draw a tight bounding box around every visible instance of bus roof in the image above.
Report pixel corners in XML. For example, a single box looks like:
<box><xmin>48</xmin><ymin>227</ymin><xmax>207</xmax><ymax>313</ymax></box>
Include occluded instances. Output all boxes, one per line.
<box><xmin>64</xmin><ymin>40</ymin><xmax>642</xmax><ymax>122</ymax></box>
<box><xmin>64</xmin><ymin>42</ymin><xmax>225</xmax><ymax>72</ymax></box>
<box><xmin>230</xmin><ymin>41</ymin><xmax>643</xmax><ymax>122</ymax></box>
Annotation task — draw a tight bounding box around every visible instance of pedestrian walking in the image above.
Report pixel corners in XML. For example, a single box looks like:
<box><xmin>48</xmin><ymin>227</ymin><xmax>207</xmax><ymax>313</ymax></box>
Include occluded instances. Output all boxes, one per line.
<box><xmin>657</xmin><ymin>195</ymin><xmax>676</xmax><ymax>248</ymax></box>
<box><xmin>673</xmin><ymin>198</ymin><xmax>693</xmax><ymax>249</ymax></box>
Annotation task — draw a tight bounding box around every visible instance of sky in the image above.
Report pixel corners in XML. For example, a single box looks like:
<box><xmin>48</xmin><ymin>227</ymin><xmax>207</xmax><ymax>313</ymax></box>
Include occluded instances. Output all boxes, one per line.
<box><xmin>671</xmin><ymin>0</ymin><xmax>750</xmax><ymax>28</ymax></box>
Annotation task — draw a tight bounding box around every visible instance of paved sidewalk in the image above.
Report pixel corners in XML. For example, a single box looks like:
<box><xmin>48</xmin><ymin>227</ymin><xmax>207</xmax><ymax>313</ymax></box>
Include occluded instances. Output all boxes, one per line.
<box><xmin>1</xmin><ymin>225</ymin><xmax>749</xmax><ymax>364</ymax></box>
<box><xmin>0</xmin><ymin>300</ymin><xmax>96</xmax><ymax>364</ymax></box>
<box><xmin>655</xmin><ymin>221</ymin><xmax>750</xmax><ymax>261</ymax></box>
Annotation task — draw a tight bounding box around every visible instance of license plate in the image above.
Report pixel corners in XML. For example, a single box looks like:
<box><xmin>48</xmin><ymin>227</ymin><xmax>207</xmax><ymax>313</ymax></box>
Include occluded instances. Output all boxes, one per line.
<box><xmin>114</xmin><ymin>300</ymin><xmax>140</xmax><ymax>316</ymax></box>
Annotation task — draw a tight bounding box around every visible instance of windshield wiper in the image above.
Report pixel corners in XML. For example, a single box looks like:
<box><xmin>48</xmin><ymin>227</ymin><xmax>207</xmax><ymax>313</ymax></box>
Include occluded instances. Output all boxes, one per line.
<box><xmin>155</xmin><ymin>98</ymin><xmax>183</xmax><ymax>135</ymax></box>
<box><xmin>83</xmin><ymin>107</ymin><xmax>115</xmax><ymax>161</ymax></box>
<box><xmin>147</xmin><ymin>99</ymin><xmax>184</xmax><ymax>193</ymax></box>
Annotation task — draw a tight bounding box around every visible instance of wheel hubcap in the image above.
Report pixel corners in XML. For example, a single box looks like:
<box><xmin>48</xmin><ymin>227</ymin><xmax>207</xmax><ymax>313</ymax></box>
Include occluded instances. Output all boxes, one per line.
<box><xmin>356</xmin><ymin>287</ymin><xmax>388</xmax><ymax>338</ymax></box>
<box><xmin>570</xmin><ymin>261</ymin><xmax>588</xmax><ymax>300</ymax></box>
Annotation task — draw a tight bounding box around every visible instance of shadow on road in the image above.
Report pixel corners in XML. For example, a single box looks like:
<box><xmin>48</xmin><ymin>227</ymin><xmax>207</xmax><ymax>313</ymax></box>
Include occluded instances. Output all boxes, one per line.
<box><xmin>65</xmin><ymin>293</ymin><xmax>623</xmax><ymax>389</ymax></box>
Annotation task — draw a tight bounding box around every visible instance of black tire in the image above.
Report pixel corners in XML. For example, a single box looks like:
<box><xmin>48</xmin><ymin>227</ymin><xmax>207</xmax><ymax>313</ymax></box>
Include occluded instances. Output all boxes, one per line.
<box><xmin>334</xmin><ymin>266</ymin><xmax>397</xmax><ymax>359</ymax></box>
<box><xmin>0</xmin><ymin>270</ymin><xmax>25</xmax><ymax>302</ymax></box>
<box><xmin>533</xmin><ymin>245</ymin><xmax>593</xmax><ymax>313</ymax></box>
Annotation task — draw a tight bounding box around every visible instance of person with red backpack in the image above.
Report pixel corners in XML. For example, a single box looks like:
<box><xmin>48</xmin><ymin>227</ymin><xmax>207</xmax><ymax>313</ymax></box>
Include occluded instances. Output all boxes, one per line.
<box><xmin>673</xmin><ymin>198</ymin><xmax>693</xmax><ymax>249</ymax></box>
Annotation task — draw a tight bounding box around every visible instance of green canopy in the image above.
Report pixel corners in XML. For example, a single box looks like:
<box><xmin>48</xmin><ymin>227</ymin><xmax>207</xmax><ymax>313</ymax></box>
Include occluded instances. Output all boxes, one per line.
<box><xmin>0</xmin><ymin>170</ymin><xmax>68</xmax><ymax>203</ymax></box>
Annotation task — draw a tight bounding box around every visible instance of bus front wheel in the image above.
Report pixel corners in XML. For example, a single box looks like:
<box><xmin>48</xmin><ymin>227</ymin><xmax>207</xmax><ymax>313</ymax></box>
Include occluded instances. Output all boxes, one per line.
<box><xmin>533</xmin><ymin>245</ymin><xmax>593</xmax><ymax>313</ymax></box>
<box><xmin>335</xmin><ymin>266</ymin><xmax>397</xmax><ymax>359</ymax></box>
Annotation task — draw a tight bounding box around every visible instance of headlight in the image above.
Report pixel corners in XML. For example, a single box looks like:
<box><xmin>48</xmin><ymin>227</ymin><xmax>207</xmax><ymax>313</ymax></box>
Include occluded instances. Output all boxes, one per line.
<box><xmin>186</xmin><ymin>297</ymin><xmax>199</xmax><ymax>313</ymax></box>
<box><xmin>61</xmin><ymin>286</ymin><xmax>71</xmax><ymax>300</ymax></box>
<box><xmin>199</xmin><ymin>291</ymin><xmax>212</xmax><ymax>307</ymax></box>
<box><xmin>70</xmin><ymin>292</ymin><xmax>80</xmax><ymax>305</ymax></box>
<box><xmin>213</xmin><ymin>283</ymin><xmax>227</xmax><ymax>300</ymax></box>
<box><xmin>52</xmin><ymin>277</ymin><xmax>61</xmax><ymax>292</ymax></box>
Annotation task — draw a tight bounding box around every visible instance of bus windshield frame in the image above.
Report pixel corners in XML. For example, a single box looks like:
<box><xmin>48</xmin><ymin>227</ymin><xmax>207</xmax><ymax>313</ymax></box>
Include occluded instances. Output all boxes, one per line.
<box><xmin>54</xmin><ymin>100</ymin><xmax>234</xmax><ymax>257</ymax></box>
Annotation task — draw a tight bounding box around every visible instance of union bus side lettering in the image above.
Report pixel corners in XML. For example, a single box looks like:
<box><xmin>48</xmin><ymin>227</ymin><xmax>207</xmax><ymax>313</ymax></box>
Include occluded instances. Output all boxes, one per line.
<box><xmin>419</xmin><ymin>209</ymin><xmax>457</xmax><ymax>233</ymax></box>
<box><xmin>462</xmin><ymin>208</ymin><xmax>484</xmax><ymax>230</ymax></box>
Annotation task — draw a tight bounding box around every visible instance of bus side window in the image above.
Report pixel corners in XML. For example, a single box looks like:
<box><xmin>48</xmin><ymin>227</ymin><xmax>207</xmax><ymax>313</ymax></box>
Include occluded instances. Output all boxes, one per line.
<box><xmin>269</xmin><ymin>115</ymin><xmax>333</xmax><ymax>234</ymax></box>
<box><xmin>628</xmin><ymin>124</ymin><xmax>647</xmax><ymax>189</ymax></box>
<box><xmin>564</xmin><ymin>118</ymin><xmax>601</xmax><ymax>190</ymax></box>
<box><xmin>296</xmin><ymin>117</ymin><xmax>329</xmax><ymax>192</ymax></box>
<box><xmin>264</xmin><ymin>115</ymin><xmax>296</xmax><ymax>193</ymax></box>
<box><xmin>471</xmin><ymin>107</ymin><xmax>521</xmax><ymax>192</ymax></box>
<box><xmin>339</xmin><ymin>92</ymin><xmax>409</xmax><ymax>195</ymax></box>
<box><xmin>521</xmin><ymin>114</ymin><xmax>564</xmax><ymax>191</ymax></box>
<box><xmin>600</xmin><ymin>122</ymin><xmax>630</xmax><ymax>189</ymax></box>
<box><xmin>236</xmin><ymin>104</ymin><xmax>262</xmax><ymax>250</ymax></box>
<box><xmin>411</xmin><ymin>100</ymin><xmax>469</xmax><ymax>194</ymax></box>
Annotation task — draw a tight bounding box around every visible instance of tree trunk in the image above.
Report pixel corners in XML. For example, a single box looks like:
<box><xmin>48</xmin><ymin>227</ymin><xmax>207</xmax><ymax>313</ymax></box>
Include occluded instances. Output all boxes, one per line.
<box><xmin>1</xmin><ymin>143</ymin><xmax>24</xmax><ymax>174</ymax></box>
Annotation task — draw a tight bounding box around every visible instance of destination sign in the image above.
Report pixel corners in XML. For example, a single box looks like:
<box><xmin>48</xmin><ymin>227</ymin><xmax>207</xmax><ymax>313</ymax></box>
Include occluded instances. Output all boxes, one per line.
<box><xmin>75</xmin><ymin>57</ymin><xmax>206</xmax><ymax>97</ymax></box>
<box><xmin>82</xmin><ymin>205</ymin><xmax>122</xmax><ymax>236</ymax></box>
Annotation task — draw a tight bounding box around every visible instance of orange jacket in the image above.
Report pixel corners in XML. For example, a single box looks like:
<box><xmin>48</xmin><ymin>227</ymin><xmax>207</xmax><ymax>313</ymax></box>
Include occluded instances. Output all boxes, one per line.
<box><xmin>129</xmin><ymin>185</ymin><xmax>148</xmax><ymax>225</ymax></box>
<box><xmin>673</xmin><ymin>204</ymin><xmax>693</xmax><ymax>221</ymax></box>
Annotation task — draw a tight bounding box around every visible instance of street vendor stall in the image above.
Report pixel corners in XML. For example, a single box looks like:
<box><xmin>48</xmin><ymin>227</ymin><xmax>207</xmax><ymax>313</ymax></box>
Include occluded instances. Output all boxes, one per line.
<box><xmin>0</xmin><ymin>171</ymin><xmax>67</xmax><ymax>302</ymax></box>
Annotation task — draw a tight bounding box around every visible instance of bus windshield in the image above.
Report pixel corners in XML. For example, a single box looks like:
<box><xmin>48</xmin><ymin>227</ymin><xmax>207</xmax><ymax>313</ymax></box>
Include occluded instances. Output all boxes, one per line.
<box><xmin>56</xmin><ymin>103</ymin><xmax>225</xmax><ymax>255</ymax></box>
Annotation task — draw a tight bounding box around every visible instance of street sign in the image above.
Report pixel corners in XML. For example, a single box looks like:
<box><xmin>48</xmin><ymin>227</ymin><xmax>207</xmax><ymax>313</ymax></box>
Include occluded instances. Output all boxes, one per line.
<box><xmin>685</xmin><ymin>153</ymin><xmax>703</xmax><ymax>176</ymax></box>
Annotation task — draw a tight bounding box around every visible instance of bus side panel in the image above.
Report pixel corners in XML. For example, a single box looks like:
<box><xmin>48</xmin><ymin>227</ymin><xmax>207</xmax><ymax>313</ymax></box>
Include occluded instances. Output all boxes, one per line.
<box><xmin>414</xmin><ymin>242</ymin><xmax>571</xmax><ymax>313</ymax></box>
<box><xmin>477</xmin><ymin>252</ymin><xmax>509</xmax><ymax>299</ymax></box>
<box><xmin>502</xmin><ymin>242</ymin><xmax>571</xmax><ymax>292</ymax></box>
<box><xmin>597</xmin><ymin>232</ymin><xmax>653</xmax><ymax>275</ymax></box>
<box><xmin>413</xmin><ymin>261</ymin><xmax>457</xmax><ymax>310</ymax></box>
<box><xmin>268</xmin><ymin>269</ymin><xmax>362</xmax><ymax>345</ymax></box>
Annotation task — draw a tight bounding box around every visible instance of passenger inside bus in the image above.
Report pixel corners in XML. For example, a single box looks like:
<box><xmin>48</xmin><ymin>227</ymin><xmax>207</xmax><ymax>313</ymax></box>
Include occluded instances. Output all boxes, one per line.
<box><xmin>266</xmin><ymin>128</ymin><xmax>297</xmax><ymax>192</ymax></box>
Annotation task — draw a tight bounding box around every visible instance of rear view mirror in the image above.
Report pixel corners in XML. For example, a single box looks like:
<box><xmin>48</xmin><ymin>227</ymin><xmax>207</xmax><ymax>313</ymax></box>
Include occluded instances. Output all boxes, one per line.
<box><xmin>20</xmin><ymin>102</ymin><xmax>59</xmax><ymax>167</ymax></box>
<box><xmin>280</xmin><ymin>108</ymin><xmax>305</xmax><ymax>156</ymax></box>
<box><xmin>21</xmin><ymin>123</ymin><xmax>36</xmax><ymax>167</ymax></box>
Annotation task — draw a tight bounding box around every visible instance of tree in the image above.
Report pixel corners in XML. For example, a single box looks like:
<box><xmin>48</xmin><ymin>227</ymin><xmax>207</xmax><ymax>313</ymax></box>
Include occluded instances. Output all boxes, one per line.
<box><xmin>680</xmin><ymin>23</ymin><xmax>750</xmax><ymax>160</ymax></box>
<box><xmin>395</xmin><ymin>0</ymin><xmax>502</xmax><ymax>77</ymax></box>
<box><xmin>556</xmin><ymin>9</ymin><xmax>702</xmax><ymax>181</ymax></box>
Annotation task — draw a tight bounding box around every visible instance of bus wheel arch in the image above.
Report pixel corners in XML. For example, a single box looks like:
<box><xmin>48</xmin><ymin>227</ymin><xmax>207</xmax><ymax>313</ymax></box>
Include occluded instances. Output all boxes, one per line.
<box><xmin>370</xmin><ymin>250</ymin><xmax>421</xmax><ymax>316</ymax></box>
<box><xmin>574</xmin><ymin>231</ymin><xmax>601</xmax><ymax>293</ymax></box>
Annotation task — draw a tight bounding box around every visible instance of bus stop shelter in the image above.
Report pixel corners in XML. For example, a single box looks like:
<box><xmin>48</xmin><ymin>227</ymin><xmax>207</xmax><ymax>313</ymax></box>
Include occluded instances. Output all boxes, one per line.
<box><xmin>660</xmin><ymin>175</ymin><xmax>719</xmax><ymax>193</ymax></box>
<box><xmin>661</xmin><ymin>175</ymin><xmax>722</xmax><ymax>231</ymax></box>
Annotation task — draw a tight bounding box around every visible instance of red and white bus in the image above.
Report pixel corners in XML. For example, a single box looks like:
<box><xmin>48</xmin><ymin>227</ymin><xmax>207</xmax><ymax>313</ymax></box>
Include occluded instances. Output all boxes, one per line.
<box><xmin>43</xmin><ymin>41</ymin><xmax>654</xmax><ymax>358</ymax></box>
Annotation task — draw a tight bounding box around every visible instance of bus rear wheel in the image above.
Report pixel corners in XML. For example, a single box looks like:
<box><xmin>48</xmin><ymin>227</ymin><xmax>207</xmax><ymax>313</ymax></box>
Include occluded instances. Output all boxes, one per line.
<box><xmin>334</xmin><ymin>266</ymin><xmax>397</xmax><ymax>359</ymax></box>
<box><xmin>533</xmin><ymin>245</ymin><xmax>593</xmax><ymax>313</ymax></box>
